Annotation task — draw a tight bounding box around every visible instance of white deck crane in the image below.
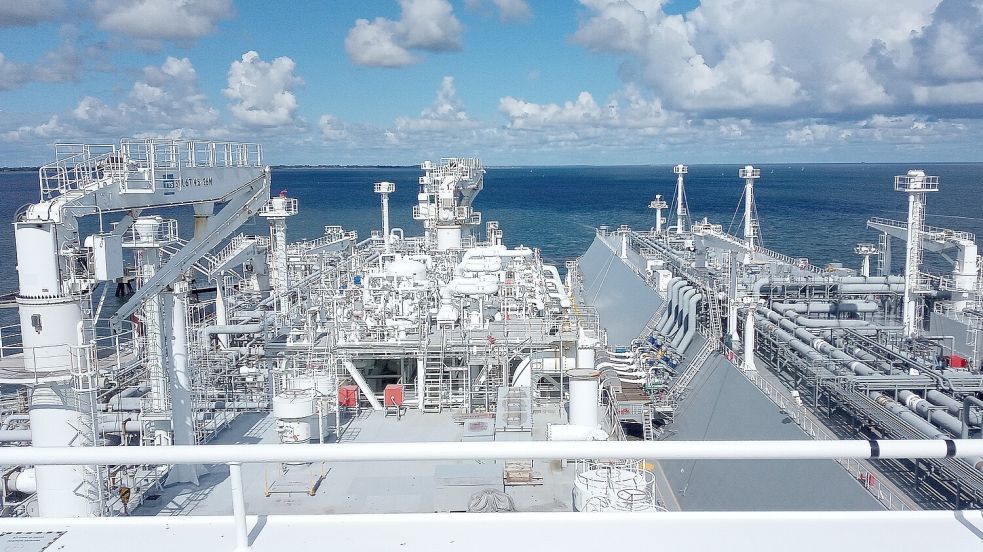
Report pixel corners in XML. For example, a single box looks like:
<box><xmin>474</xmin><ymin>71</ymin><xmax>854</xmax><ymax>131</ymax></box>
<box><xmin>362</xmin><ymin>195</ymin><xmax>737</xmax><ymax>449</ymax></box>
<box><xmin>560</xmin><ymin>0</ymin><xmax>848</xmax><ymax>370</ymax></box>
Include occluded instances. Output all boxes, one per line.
<box><xmin>9</xmin><ymin>139</ymin><xmax>270</xmax><ymax>517</ymax></box>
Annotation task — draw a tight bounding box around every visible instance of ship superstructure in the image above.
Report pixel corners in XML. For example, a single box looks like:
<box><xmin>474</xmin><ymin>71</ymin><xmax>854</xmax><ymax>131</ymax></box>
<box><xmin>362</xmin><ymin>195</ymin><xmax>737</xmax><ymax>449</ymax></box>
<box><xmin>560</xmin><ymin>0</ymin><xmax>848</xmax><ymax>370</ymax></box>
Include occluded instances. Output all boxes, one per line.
<box><xmin>0</xmin><ymin>143</ymin><xmax>982</xmax><ymax>550</ymax></box>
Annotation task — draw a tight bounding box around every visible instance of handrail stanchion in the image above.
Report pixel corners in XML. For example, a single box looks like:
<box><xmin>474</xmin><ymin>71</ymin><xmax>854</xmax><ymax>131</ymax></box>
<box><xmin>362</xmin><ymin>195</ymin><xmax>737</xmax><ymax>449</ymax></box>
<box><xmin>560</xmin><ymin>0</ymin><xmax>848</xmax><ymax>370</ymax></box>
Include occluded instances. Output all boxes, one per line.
<box><xmin>229</xmin><ymin>461</ymin><xmax>251</xmax><ymax>552</ymax></box>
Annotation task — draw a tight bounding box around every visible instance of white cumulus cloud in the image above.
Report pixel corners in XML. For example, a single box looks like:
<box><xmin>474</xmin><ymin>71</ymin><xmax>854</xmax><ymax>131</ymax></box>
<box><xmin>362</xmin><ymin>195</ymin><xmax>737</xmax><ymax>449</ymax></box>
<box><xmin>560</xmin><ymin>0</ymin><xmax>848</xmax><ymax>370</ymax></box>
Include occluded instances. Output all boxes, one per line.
<box><xmin>223</xmin><ymin>51</ymin><xmax>304</xmax><ymax>128</ymax></box>
<box><xmin>318</xmin><ymin>115</ymin><xmax>348</xmax><ymax>141</ymax></box>
<box><xmin>345</xmin><ymin>0</ymin><xmax>462</xmax><ymax>68</ymax></box>
<box><xmin>94</xmin><ymin>0</ymin><xmax>232</xmax><ymax>40</ymax></box>
<box><xmin>4</xmin><ymin>56</ymin><xmax>224</xmax><ymax>143</ymax></box>
<box><xmin>572</xmin><ymin>0</ymin><xmax>956</xmax><ymax>115</ymax></box>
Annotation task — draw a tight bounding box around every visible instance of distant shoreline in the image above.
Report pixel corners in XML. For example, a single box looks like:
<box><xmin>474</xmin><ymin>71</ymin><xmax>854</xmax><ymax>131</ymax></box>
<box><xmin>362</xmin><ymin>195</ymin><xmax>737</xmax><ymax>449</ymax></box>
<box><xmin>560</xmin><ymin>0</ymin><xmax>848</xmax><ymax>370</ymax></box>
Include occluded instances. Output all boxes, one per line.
<box><xmin>2</xmin><ymin>161</ymin><xmax>983</xmax><ymax>172</ymax></box>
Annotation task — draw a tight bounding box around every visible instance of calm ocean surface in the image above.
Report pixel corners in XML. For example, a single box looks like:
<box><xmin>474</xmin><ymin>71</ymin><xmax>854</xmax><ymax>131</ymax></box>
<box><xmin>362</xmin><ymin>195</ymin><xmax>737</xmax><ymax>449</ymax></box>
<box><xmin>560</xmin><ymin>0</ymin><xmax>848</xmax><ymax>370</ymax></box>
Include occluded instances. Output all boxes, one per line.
<box><xmin>1</xmin><ymin>163</ymin><xmax>981</xmax><ymax>325</ymax></box>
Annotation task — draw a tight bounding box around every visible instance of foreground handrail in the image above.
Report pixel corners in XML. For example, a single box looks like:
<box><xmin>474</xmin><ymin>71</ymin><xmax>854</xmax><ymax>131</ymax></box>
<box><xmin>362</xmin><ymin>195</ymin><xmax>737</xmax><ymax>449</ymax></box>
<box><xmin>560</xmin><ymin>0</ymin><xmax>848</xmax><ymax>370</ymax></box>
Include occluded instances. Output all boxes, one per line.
<box><xmin>5</xmin><ymin>439</ymin><xmax>983</xmax><ymax>552</ymax></box>
<box><xmin>3</xmin><ymin>439</ymin><xmax>982</xmax><ymax>465</ymax></box>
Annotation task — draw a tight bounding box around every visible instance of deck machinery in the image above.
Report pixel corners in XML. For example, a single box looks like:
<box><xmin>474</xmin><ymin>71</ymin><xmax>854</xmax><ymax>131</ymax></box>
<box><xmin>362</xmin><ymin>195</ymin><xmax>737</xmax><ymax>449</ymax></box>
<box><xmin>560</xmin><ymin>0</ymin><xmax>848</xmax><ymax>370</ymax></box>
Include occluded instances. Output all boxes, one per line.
<box><xmin>0</xmin><ymin>139</ymin><xmax>665</xmax><ymax>520</ymax></box>
<box><xmin>567</xmin><ymin>165</ymin><xmax>983</xmax><ymax>510</ymax></box>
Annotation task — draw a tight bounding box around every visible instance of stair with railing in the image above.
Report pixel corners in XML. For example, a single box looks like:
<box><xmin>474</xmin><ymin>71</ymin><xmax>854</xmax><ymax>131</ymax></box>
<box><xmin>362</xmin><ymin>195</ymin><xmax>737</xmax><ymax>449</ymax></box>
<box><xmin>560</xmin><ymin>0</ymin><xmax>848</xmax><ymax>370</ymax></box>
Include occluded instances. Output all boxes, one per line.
<box><xmin>422</xmin><ymin>334</ymin><xmax>446</xmax><ymax>413</ymax></box>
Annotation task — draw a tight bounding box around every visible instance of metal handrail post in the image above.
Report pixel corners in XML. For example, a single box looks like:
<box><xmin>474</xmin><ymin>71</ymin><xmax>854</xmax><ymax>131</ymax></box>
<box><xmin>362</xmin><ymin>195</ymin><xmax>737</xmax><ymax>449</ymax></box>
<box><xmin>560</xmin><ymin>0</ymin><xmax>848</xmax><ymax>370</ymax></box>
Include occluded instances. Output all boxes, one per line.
<box><xmin>229</xmin><ymin>462</ymin><xmax>251</xmax><ymax>552</ymax></box>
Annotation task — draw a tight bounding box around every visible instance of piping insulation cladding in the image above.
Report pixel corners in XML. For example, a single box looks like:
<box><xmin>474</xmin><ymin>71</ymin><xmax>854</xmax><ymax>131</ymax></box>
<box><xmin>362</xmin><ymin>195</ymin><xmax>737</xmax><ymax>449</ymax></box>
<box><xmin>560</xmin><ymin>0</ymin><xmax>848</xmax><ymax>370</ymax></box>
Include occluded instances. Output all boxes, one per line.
<box><xmin>2</xmin><ymin>439</ymin><xmax>983</xmax><ymax>465</ymax></box>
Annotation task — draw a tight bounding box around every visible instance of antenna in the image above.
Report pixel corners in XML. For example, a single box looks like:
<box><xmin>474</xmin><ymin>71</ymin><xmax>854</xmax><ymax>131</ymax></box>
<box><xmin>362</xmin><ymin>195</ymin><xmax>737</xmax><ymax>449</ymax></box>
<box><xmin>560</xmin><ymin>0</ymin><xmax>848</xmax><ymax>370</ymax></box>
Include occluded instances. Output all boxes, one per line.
<box><xmin>854</xmin><ymin>243</ymin><xmax>878</xmax><ymax>277</ymax></box>
<box><xmin>648</xmin><ymin>194</ymin><xmax>669</xmax><ymax>234</ymax></box>
<box><xmin>738</xmin><ymin>165</ymin><xmax>761</xmax><ymax>258</ymax></box>
<box><xmin>672</xmin><ymin>164</ymin><xmax>689</xmax><ymax>234</ymax></box>
<box><xmin>374</xmin><ymin>181</ymin><xmax>396</xmax><ymax>252</ymax></box>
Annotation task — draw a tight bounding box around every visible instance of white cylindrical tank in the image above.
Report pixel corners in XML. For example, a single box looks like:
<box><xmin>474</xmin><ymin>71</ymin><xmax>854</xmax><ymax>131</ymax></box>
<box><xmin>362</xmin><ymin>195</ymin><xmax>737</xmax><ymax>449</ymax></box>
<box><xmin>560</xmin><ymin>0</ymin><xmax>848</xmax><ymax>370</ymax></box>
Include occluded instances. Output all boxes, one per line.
<box><xmin>273</xmin><ymin>389</ymin><xmax>316</xmax><ymax>444</ymax></box>
<box><xmin>17</xmin><ymin>296</ymin><xmax>82</xmax><ymax>376</ymax></box>
<box><xmin>14</xmin><ymin>222</ymin><xmax>60</xmax><ymax>295</ymax></box>
<box><xmin>567</xmin><ymin>368</ymin><xmax>600</xmax><ymax>428</ymax></box>
<box><xmin>436</xmin><ymin>226</ymin><xmax>462</xmax><ymax>251</ymax></box>
<box><xmin>577</xmin><ymin>344</ymin><xmax>596</xmax><ymax>371</ymax></box>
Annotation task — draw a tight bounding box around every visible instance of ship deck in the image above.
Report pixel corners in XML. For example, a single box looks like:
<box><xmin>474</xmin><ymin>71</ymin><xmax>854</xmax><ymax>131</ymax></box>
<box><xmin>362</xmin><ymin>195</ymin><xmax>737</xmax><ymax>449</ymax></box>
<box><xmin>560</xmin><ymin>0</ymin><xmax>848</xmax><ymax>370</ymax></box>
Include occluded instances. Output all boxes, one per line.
<box><xmin>134</xmin><ymin>406</ymin><xmax>582</xmax><ymax>517</ymax></box>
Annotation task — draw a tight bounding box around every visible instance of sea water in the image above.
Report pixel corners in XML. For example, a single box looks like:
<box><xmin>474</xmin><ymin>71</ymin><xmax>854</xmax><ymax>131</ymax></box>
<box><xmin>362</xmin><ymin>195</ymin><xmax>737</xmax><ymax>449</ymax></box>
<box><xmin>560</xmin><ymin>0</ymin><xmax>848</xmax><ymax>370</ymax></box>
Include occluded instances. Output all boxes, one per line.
<box><xmin>1</xmin><ymin>163</ymin><xmax>981</xmax><ymax>326</ymax></box>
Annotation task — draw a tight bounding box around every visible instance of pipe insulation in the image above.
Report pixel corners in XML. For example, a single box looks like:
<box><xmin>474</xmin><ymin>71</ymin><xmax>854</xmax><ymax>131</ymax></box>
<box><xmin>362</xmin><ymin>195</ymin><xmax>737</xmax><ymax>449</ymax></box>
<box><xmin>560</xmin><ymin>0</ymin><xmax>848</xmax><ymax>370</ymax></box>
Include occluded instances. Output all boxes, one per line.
<box><xmin>668</xmin><ymin>287</ymin><xmax>695</xmax><ymax>343</ymax></box>
<box><xmin>926</xmin><ymin>391</ymin><xmax>983</xmax><ymax>425</ymax></box>
<box><xmin>756</xmin><ymin>307</ymin><xmax>877</xmax><ymax>376</ymax></box>
<box><xmin>898</xmin><ymin>390</ymin><xmax>968</xmax><ymax>438</ymax></box>
<box><xmin>772</xmin><ymin>301</ymin><xmax>879</xmax><ymax>314</ymax></box>
<box><xmin>677</xmin><ymin>292</ymin><xmax>704</xmax><ymax>353</ymax></box>
<box><xmin>655</xmin><ymin>278</ymin><xmax>684</xmax><ymax>334</ymax></box>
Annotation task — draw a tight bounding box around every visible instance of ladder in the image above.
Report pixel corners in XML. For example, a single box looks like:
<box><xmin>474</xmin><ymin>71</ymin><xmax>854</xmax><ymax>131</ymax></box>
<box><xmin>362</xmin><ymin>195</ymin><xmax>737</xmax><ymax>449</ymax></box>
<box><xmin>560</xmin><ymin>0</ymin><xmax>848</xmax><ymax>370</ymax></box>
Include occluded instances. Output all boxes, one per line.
<box><xmin>641</xmin><ymin>407</ymin><xmax>655</xmax><ymax>441</ymax></box>
<box><xmin>69</xmin><ymin>348</ymin><xmax>108</xmax><ymax>515</ymax></box>
<box><xmin>422</xmin><ymin>333</ymin><xmax>446</xmax><ymax>412</ymax></box>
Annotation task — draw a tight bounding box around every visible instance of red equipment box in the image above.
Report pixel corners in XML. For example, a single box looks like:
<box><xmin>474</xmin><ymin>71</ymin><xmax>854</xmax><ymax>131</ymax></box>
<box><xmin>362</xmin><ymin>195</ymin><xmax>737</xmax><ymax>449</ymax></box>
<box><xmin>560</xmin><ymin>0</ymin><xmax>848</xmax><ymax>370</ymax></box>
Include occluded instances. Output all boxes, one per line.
<box><xmin>384</xmin><ymin>384</ymin><xmax>404</xmax><ymax>407</ymax></box>
<box><xmin>339</xmin><ymin>385</ymin><xmax>359</xmax><ymax>407</ymax></box>
<box><xmin>947</xmin><ymin>354</ymin><xmax>968</xmax><ymax>369</ymax></box>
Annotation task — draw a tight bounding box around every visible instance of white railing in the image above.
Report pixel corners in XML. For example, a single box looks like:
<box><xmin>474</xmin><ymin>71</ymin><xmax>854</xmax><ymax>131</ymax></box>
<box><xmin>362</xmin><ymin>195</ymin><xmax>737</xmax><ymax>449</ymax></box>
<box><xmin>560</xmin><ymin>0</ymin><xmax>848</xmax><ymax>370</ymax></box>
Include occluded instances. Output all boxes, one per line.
<box><xmin>868</xmin><ymin>216</ymin><xmax>975</xmax><ymax>242</ymax></box>
<box><xmin>119</xmin><ymin>218</ymin><xmax>179</xmax><ymax>247</ymax></box>
<box><xmin>121</xmin><ymin>139</ymin><xmax>263</xmax><ymax>170</ymax></box>
<box><xmin>258</xmin><ymin>197</ymin><xmax>298</xmax><ymax>217</ymax></box>
<box><xmin>754</xmin><ymin>244</ymin><xmax>823</xmax><ymax>273</ymax></box>
<box><xmin>38</xmin><ymin>144</ymin><xmax>117</xmax><ymax>199</ymax></box>
<box><xmin>2</xmin><ymin>439</ymin><xmax>978</xmax><ymax>549</ymax></box>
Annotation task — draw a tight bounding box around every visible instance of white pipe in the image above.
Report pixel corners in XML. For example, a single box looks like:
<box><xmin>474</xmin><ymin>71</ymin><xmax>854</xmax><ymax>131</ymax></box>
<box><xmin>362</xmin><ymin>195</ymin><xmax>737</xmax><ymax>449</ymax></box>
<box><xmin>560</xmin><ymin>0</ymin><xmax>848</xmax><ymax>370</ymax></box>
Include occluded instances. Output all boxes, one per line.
<box><xmin>3</xmin><ymin>439</ymin><xmax>983</xmax><ymax>465</ymax></box>
<box><xmin>7</xmin><ymin>467</ymin><xmax>36</xmax><ymax>494</ymax></box>
<box><xmin>342</xmin><ymin>360</ymin><xmax>383</xmax><ymax>411</ymax></box>
<box><xmin>200</xmin><ymin>316</ymin><xmax>271</xmax><ymax>349</ymax></box>
<box><xmin>543</xmin><ymin>265</ymin><xmax>572</xmax><ymax>308</ymax></box>
<box><xmin>0</xmin><ymin>429</ymin><xmax>32</xmax><ymax>442</ymax></box>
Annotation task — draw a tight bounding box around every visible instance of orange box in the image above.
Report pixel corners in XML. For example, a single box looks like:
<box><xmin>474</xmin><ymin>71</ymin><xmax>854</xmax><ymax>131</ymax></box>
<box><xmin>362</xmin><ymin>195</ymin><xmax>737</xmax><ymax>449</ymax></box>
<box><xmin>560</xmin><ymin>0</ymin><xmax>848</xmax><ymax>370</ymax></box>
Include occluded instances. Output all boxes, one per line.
<box><xmin>384</xmin><ymin>384</ymin><xmax>404</xmax><ymax>407</ymax></box>
<box><xmin>339</xmin><ymin>385</ymin><xmax>359</xmax><ymax>407</ymax></box>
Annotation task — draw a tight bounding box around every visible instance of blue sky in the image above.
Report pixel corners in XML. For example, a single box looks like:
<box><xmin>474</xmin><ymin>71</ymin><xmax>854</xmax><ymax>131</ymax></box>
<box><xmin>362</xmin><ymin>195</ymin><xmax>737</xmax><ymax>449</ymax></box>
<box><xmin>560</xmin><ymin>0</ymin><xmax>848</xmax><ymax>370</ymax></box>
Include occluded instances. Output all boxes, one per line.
<box><xmin>1</xmin><ymin>0</ymin><xmax>981</xmax><ymax>166</ymax></box>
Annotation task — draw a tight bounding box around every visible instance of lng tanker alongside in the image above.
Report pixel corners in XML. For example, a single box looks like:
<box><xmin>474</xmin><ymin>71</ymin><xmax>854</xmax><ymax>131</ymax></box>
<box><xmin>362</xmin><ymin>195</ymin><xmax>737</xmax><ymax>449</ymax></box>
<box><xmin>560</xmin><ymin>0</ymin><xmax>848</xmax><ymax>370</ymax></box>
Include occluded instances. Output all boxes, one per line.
<box><xmin>0</xmin><ymin>139</ymin><xmax>982</xmax><ymax>550</ymax></box>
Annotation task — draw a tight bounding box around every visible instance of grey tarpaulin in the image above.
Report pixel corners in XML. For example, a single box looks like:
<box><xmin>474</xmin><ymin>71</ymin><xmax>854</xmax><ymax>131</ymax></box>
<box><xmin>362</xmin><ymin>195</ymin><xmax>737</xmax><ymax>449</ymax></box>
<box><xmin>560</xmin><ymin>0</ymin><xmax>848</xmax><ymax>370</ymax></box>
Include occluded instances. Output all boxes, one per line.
<box><xmin>467</xmin><ymin>489</ymin><xmax>516</xmax><ymax>512</ymax></box>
